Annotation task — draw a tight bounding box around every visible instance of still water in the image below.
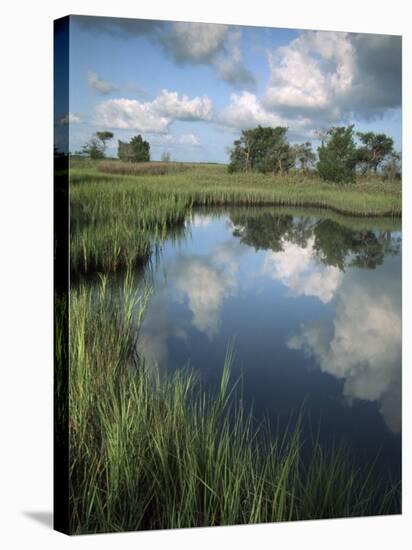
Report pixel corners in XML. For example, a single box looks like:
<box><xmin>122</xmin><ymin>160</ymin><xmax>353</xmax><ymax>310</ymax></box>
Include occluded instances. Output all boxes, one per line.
<box><xmin>139</xmin><ymin>208</ymin><xmax>402</xmax><ymax>480</ymax></box>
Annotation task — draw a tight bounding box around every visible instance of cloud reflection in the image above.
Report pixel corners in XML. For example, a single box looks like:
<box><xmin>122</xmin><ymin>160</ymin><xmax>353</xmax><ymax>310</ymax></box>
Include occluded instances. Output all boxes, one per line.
<box><xmin>287</xmin><ymin>269</ymin><xmax>401</xmax><ymax>433</ymax></box>
<box><xmin>262</xmin><ymin>237</ymin><xmax>343</xmax><ymax>303</ymax></box>
<box><xmin>172</xmin><ymin>239</ymin><xmax>246</xmax><ymax>338</ymax></box>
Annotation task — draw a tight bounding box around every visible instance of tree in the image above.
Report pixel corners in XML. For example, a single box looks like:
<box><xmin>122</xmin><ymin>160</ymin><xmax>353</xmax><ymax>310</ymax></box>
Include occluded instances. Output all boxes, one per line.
<box><xmin>95</xmin><ymin>131</ymin><xmax>114</xmax><ymax>155</ymax></box>
<box><xmin>293</xmin><ymin>142</ymin><xmax>316</xmax><ymax>171</ymax></box>
<box><xmin>228</xmin><ymin>126</ymin><xmax>295</xmax><ymax>175</ymax></box>
<box><xmin>82</xmin><ymin>136</ymin><xmax>105</xmax><ymax>159</ymax></box>
<box><xmin>317</xmin><ymin>125</ymin><xmax>357</xmax><ymax>184</ymax></box>
<box><xmin>81</xmin><ymin>131</ymin><xmax>113</xmax><ymax>159</ymax></box>
<box><xmin>356</xmin><ymin>132</ymin><xmax>394</xmax><ymax>174</ymax></box>
<box><xmin>228</xmin><ymin>129</ymin><xmax>255</xmax><ymax>173</ymax></box>
<box><xmin>118</xmin><ymin>134</ymin><xmax>150</xmax><ymax>162</ymax></box>
<box><xmin>161</xmin><ymin>151</ymin><xmax>171</xmax><ymax>162</ymax></box>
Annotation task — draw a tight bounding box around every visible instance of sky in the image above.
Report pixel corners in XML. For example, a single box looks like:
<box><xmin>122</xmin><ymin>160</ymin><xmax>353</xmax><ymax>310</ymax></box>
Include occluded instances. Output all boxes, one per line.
<box><xmin>56</xmin><ymin>15</ymin><xmax>402</xmax><ymax>162</ymax></box>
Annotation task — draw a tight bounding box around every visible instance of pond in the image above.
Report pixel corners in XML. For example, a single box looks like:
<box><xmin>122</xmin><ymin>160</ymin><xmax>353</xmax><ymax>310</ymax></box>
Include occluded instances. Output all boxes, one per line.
<box><xmin>133</xmin><ymin>208</ymin><xmax>402</xmax><ymax>483</ymax></box>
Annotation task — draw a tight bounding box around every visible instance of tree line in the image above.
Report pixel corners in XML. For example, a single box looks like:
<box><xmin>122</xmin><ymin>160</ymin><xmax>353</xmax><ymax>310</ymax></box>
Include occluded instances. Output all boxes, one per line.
<box><xmin>228</xmin><ymin>125</ymin><xmax>401</xmax><ymax>183</ymax></box>
<box><xmin>79</xmin><ymin>124</ymin><xmax>400</xmax><ymax>183</ymax></box>
<box><xmin>81</xmin><ymin>132</ymin><xmax>151</xmax><ymax>162</ymax></box>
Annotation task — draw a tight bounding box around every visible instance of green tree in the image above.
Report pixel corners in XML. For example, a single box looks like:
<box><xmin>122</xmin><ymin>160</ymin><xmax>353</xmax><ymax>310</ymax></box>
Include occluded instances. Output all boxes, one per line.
<box><xmin>228</xmin><ymin>126</ymin><xmax>295</xmax><ymax>175</ymax></box>
<box><xmin>293</xmin><ymin>142</ymin><xmax>316</xmax><ymax>171</ymax></box>
<box><xmin>356</xmin><ymin>132</ymin><xmax>394</xmax><ymax>174</ymax></box>
<box><xmin>95</xmin><ymin>131</ymin><xmax>114</xmax><ymax>156</ymax></box>
<box><xmin>317</xmin><ymin>125</ymin><xmax>357</xmax><ymax>184</ymax></box>
<box><xmin>81</xmin><ymin>131</ymin><xmax>113</xmax><ymax>159</ymax></box>
<box><xmin>82</xmin><ymin>136</ymin><xmax>105</xmax><ymax>160</ymax></box>
<box><xmin>228</xmin><ymin>129</ymin><xmax>256</xmax><ymax>173</ymax></box>
<box><xmin>118</xmin><ymin>135</ymin><xmax>150</xmax><ymax>162</ymax></box>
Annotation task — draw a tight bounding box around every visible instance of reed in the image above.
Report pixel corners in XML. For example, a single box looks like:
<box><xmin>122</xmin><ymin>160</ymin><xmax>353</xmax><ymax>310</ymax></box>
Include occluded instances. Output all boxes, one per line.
<box><xmin>98</xmin><ymin>160</ymin><xmax>193</xmax><ymax>176</ymax></box>
<box><xmin>68</xmin><ymin>274</ymin><xmax>400</xmax><ymax>534</ymax></box>
<box><xmin>69</xmin><ymin>162</ymin><xmax>401</xmax><ymax>276</ymax></box>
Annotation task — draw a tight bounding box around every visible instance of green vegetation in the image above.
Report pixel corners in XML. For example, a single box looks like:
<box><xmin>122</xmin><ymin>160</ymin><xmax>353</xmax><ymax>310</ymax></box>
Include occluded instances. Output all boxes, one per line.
<box><xmin>228</xmin><ymin>126</ymin><xmax>296</xmax><ymax>174</ymax></box>
<box><xmin>356</xmin><ymin>131</ymin><xmax>395</xmax><ymax>174</ymax></box>
<box><xmin>118</xmin><ymin>134</ymin><xmax>151</xmax><ymax>162</ymax></box>
<box><xmin>68</xmin><ymin>274</ymin><xmax>400</xmax><ymax>534</ymax></box>
<box><xmin>81</xmin><ymin>131</ymin><xmax>114</xmax><ymax>159</ymax></box>
<box><xmin>317</xmin><ymin>125</ymin><xmax>358</xmax><ymax>183</ymax></box>
<box><xmin>70</xmin><ymin>161</ymin><xmax>401</xmax><ymax>276</ymax></box>
<box><xmin>67</xmin><ymin>152</ymin><xmax>402</xmax><ymax>531</ymax></box>
<box><xmin>98</xmin><ymin>159</ymin><xmax>192</xmax><ymax>176</ymax></box>
<box><xmin>227</xmin><ymin>125</ymin><xmax>400</xmax><ymax>185</ymax></box>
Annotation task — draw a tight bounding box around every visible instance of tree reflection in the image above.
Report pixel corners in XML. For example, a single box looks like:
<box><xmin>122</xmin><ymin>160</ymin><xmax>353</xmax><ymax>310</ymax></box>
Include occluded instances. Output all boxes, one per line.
<box><xmin>229</xmin><ymin>209</ymin><xmax>400</xmax><ymax>271</ymax></box>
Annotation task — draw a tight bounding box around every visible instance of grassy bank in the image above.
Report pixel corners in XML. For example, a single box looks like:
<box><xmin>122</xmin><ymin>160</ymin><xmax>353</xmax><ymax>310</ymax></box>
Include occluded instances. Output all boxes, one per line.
<box><xmin>69</xmin><ymin>161</ymin><xmax>401</xmax><ymax>275</ymax></box>
<box><xmin>67</xmin><ymin>274</ymin><xmax>400</xmax><ymax>534</ymax></box>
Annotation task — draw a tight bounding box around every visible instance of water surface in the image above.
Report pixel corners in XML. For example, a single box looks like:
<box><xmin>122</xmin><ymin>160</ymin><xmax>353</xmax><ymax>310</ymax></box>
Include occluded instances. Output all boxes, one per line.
<box><xmin>139</xmin><ymin>208</ymin><xmax>402</xmax><ymax>480</ymax></box>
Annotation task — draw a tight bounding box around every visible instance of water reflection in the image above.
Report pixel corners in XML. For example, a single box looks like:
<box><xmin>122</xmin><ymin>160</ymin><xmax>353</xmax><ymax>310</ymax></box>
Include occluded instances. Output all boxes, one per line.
<box><xmin>287</xmin><ymin>267</ymin><xmax>401</xmax><ymax>433</ymax></box>
<box><xmin>139</xmin><ymin>209</ymin><xmax>401</xmax><ymax>449</ymax></box>
<box><xmin>262</xmin><ymin>238</ymin><xmax>343</xmax><ymax>303</ymax></box>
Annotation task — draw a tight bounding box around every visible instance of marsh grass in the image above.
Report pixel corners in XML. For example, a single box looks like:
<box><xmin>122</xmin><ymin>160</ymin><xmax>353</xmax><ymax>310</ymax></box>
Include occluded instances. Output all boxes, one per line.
<box><xmin>68</xmin><ymin>274</ymin><xmax>400</xmax><ymax>534</ymax></box>
<box><xmin>98</xmin><ymin>160</ymin><xmax>194</xmax><ymax>176</ymax></box>
<box><xmin>69</xmin><ymin>162</ymin><xmax>401</xmax><ymax>276</ymax></box>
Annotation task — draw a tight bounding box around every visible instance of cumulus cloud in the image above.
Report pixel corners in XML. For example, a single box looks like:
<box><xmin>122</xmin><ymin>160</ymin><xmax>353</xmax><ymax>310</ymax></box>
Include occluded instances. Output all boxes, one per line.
<box><xmin>94</xmin><ymin>90</ymin><xmax>212</xmax><ymax>133</ymax></box>
<box><xmin>218</xmin><ymin>91</ymin><xmax>312</xmax><ymax>137</ymax></box>
<box><xmin>152</xmin><ymin>90</ymin><xmax>212</xmax><ymax>121</ymax></box>
<box><xmin>87</xmin><ymin>70</ymin><xmax>117</xmax><ymax>95</ymax></box>
<box><xmin>219</xmin><ymin>92</ymin><xmax>288</xmax><ymax>129</ymax></box>
<box><xmin>265</xmin><ymin>31</ymin><xmax>355</xmax><ymax>115</ymax></box>
<box><xmin>59</xmin><ymin>112</ymin><xmax>81</xmax><ymax>125</ymax></box>
<box><xmin>262</xmin><ymin>237</ymin><xmax>343</xmax><ymax>303</ymax></box>
<box><xmin>161</xmin><ymin>22</ymin><xmax>255</xmax><ymax>88</ymax></box>
<box><xmin>95</xmin><ymin>98</ymin><xmax>171</xmax><ymax>132</ymax></box>
<box><xmin>264</xmin><ymin>30</ymin><xmax>401</xmax><ymax>124</ymax></box>
<box><xmin>287</xmin><ymin>269</ymin><xmax>401</xmax><ymax>433</ymax></box>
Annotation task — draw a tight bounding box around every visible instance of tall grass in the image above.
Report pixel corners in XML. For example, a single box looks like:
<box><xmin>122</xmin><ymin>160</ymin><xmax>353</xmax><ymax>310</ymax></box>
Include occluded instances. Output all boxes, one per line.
<box><xmin>98</xmin><ymin>160</ymin><xmax>193</xmax><ymax>176</ymax></box>
<box><xmin>69</xmin><ymin>274</ymin><xmax>400</xmax><ymax>534</ymax></box>
<box><xmin>69</xmin><ymin>162</ymin><xmax>401</xmax><ymax>276</ymax></box>
<box><xmin>70</xmin><ymin>181</ymin><xmax>188</xmax><ymax>275</ymax></box>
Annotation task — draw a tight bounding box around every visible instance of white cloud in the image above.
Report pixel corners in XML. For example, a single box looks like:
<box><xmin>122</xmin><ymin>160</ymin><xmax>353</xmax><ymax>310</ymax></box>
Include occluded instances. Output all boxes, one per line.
<box><xmin>287</xmin><ymin>271</ymin><xmax>401</xmax><ymax>433</ymax></box>
<box><xmin>95</xmin><ymin>98</ymin><xmax>171</xmax><ymax>133</ymax></box>
<box><xmin>218</xmin><ymin>92</ymin><xmax>312</xmax><ymax>138</ymax></box>
<box><xmin>152</xmin><ymin>90</ymin><xmax>212</xmax><ymax>121</ymax></box>
<box><xmin>87</xmin><ymin>70</ymin><xmax>116</xmax><ymax>95</ymax></box>
<box><xmin>95</xmin><ymin>90</ymin><xmax>213</xmax><ymax>133</ymax></box>
<box><xmin>263</xmin><ymin>30</ymin><xmax>401</xmax><ymax>123</ymax></box>
<box><xmin>219</xmin><ymin>92</ymin><xmax>287</xmax><ymax>129</ymax></box>
<box><xmin>265</xmin><ymin>31</ymin><xmax>355</xmax><ymax>115</ymax></box>
<box><xmin>59</xmin><ymin>112</ymin><xmax>81</xmax><ymax>125</ymax></box>
<box><xmin>262</xmin><ymin>237</ymin><xmax>343</xmax><ymax>303</ymax></box>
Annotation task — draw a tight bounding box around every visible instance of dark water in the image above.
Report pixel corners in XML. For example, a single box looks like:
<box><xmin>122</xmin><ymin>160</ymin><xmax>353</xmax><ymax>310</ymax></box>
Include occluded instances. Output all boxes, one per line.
<box><xmin>139</xmin><ymin>208</ymin><xmax>402</xmax><ymax>481</ymax></box>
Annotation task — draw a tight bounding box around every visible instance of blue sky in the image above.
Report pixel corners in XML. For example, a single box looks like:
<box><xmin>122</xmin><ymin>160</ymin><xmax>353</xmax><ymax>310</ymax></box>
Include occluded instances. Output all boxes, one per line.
<box><xmin>58</xmin><ymin>15</ymin><xmax>401</xmax><ymax>162</ymax></box>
